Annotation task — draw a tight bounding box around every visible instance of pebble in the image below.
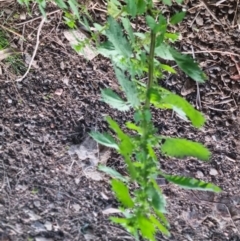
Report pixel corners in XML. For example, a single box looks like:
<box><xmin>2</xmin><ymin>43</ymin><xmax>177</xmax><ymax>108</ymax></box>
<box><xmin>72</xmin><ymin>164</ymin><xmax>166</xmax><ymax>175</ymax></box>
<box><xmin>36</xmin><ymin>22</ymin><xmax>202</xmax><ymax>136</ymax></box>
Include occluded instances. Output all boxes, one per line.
<box><xmin>209</xmin><ymin>168</ymin><xmax>218</xmax><ymax>176</ymax></box>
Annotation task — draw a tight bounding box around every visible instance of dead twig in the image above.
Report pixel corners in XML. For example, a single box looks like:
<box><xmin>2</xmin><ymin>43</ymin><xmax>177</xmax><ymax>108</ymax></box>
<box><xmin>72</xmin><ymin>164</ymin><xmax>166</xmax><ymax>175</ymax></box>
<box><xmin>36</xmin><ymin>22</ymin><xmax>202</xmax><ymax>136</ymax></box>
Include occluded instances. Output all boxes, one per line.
<box><xmin>16</xmin><ymin>17</ymin><xmax>45</xmax><ymax>82</ymax></box>
<box><xmin>200</xmin><ymin>0</ymin><xmax>223</xmax><ymax>25</ymax></box>
<box><xmin>0</xmin><ymin>24</ymin><xmax>24</xmax><ymax>39</ymax></box>
<box><xmin>191</xmin><ymin>45</ymin><xmax>202</xmax><ymax>110</ymax></box>
<box><xmin>183</xmin><ymin>50</ymin><xmax>240</xmax><ymax>57</ymax></box>
<box><xmin>15</xmin><ymin>9</ymin><xmax>61</xmax><ymax>26</ymax></box>
<box><xmin>233</xmin><ymin>0</ymin><xmax>240</xmax><ymax>26</ymax></box>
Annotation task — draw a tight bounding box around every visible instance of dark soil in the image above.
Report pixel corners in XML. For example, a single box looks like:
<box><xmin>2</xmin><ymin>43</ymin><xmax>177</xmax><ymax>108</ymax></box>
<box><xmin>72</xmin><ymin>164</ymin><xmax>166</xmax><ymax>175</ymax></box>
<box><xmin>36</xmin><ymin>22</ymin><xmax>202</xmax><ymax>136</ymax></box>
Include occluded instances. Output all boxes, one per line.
<box><xmin>1</xmin><ymin>0</ymin><xmax>240</xmax><ymax>240</ymax></box>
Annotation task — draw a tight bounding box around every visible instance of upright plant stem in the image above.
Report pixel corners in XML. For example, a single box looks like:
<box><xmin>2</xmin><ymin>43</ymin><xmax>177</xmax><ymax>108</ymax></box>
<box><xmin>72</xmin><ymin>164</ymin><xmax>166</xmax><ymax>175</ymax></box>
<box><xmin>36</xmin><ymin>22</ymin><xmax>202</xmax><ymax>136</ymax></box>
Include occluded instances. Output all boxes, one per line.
<box><xmin>145</xmin><ymin>30</ymin><xmax>156</xmax><ymax>108</ymax></box>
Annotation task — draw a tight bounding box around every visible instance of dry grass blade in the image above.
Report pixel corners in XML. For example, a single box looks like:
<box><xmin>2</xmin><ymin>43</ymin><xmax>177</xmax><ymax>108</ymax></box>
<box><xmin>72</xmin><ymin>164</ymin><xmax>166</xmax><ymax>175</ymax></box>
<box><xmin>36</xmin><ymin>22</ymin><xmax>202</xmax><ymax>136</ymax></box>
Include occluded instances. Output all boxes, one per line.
<box><xmin>0</xmin><ymin>48</ymin><xmax>16</xmax><ymax>61</ymax></box>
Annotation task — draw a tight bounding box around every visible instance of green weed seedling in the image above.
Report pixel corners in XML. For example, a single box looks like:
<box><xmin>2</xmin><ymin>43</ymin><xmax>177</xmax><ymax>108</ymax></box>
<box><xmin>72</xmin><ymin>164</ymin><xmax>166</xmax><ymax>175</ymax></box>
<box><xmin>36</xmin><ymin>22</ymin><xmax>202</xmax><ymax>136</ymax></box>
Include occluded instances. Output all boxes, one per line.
<box><xmin>18</xmin><ymin>0</ymin><xmax>222</xmax><ymax>240</ymax></box>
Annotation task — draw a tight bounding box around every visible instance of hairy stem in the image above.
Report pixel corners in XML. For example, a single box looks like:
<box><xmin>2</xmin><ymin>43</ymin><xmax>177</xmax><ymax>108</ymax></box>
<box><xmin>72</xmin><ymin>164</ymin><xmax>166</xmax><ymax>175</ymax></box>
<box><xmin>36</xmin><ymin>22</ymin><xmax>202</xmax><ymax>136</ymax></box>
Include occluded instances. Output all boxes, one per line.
<box><xmin>145</xmin><ymin>30</ymin><xmax>156</xmax><ymax>108</ymax></box>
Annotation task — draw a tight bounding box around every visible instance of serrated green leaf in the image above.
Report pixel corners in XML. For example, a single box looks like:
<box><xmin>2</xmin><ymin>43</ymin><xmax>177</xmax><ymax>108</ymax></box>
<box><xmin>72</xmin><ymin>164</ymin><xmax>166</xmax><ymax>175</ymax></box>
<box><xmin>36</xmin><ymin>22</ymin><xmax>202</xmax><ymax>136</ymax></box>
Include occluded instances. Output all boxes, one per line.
<box><xmin>136</xmin><ymin>0</ymin><xmax>147</xmax><ymax>14</ymax></box>
<box><xmin>147</xmin><ymin>183</ymin><xmax>166</xmax><ymax>213</ymax></box>
<box><xmin>126</xmin><ymin>122</ymin><xmax>143</xmax><ymax>134</ymax></box>
<box><xmin>164</xmin><ymin>32</ymin><xmax>179</xmax><ymax>42</ymax></box>
<box><xmin>161</xmin><ymin>138</ymin><xmax>210</xmax><ymax>161</ymax></box>
<box><xmin>164</xmin><ymin>174</ymin><xmax>222</xmax><ymax>192</ymax></box>
<box><xmin>55</xmin><ymin>0</ymin><xmax>67</xmax><ymax>9</ymax></box>
<box><xmin>98</xmin><ymin>165</ymin><xmax>129</xmax><ymax>182</ymax></box>
<box><xmin>121</xmin><ymin>17</ymin><xmax>134</xmax><ymax>43</ymax></box>
<box><xmin>107</xmin><ymin>0</ymin><xmax>122</xmax><ymax>17</ymax></box>
<box><xmin>106</xmin><ymin>17</ymin><xmax>132</xmax><ymax>57</ymax></box>
<box><xmin>114</xmin><ymin>67</ymin><xmax>140</xmax><ymax>108</ymax></box>
<box><xmin>169</xmin><ymin>48</ymin><xmax>207</xmax><ymax>83</ymax></box>
<box><xmin>106</xmin><ymin>117</ymin><xmax>136</xmax><ymax>179</ymax></box>
<box><xmin>68</xmin><ymin>0</ymin><xmax>79</xmax><ymax>18</ymax></box>
<box><xmin>101</xmin><ymin>88</ymin><xmax>131</xmax><ymax>111</ymax></box>
<box><xmin>155</xmin><ymin>210</ymin><xmax>169</xmax><ymax>228</ymax></box>
<box><xmin>155</xmin><ymin>43</ymin><xmax>174</xmax><ymax>60</ymax></box>
<box><xmin>125</xmin><ymin>0</ymin><xmax>137</xmax><ymax>17</ymax></box>
<box><xmin>146</xmin><ymin>15</ymin><xmax>156</xmax><ymax>31</ymax></box>
<box><xmin>89</xmin><ymin>132</ymin><xmax>119</xmax><ymax>149</ymax></box>
<box><xmin>149</xmin><ymin>87</ymin><xmax>205</xmax><ymax>128</ymax></box>
<box><xmin>170</xmin><ymin>11</ymin><xmax>186</xmax><ymax>24</ymax></box>
<box><xmin>149</xmin><ymin>215</ymin><xmax>170</xmax><ymax>237</ymax></box>
<box><xmin>111</xmin><ymin>179</ymin><xmax>134</xmax><ymax>207</ymax></box>
<box><xmin>138</xmin><ymin>215</ymin><xmax>156</xmax><ymax>240</ymax></box>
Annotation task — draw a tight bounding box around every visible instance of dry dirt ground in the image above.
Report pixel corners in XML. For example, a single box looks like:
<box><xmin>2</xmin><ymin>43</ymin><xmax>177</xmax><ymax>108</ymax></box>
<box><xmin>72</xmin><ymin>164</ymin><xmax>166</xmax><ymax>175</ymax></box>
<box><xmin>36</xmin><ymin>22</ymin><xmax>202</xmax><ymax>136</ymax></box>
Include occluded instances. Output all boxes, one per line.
<box><xmin>1</xmin><ymin>0</ymin><xmax>240</xmax><ymax>240</ymax></box>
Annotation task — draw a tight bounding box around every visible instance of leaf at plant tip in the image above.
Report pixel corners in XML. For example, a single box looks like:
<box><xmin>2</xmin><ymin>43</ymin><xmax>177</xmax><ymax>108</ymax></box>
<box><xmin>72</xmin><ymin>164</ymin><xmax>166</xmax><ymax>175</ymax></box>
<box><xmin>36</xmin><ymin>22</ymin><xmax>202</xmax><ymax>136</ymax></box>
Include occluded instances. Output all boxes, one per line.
<box><xmin>125</xmin><ymin>0</ymin><xmax>137</xmax><ymax>17</ymax></box>
<box><xmin>161</xmin><ymin>138</ymin><xmax>210</xmax><ymax>161</ymax></box>
<box><xmin>149</xmin><ymin>215</ymin><xmax>170</xmax><ymax>237</ymax></box>
<box><xmin>164</xmin><ymin>174</ymin><xmax>222</xmax><ymax>192</ymax></box>
<box><xmin>111</xmin><ymin>179</ymin><xmax>134</xmax><ymax>208</ymax></box>
<box><xmin>170</xmin><ymin>11</ymin><xmax>186</xmax><ymax>25</ymax></box>
<box><xmin>98</xmin><ymin>165</ymin><xmax>129</xmax><ymax>182</ymax></box>
<box><xmin>89</xmin><ymin>132</ymin><xmax>119</xmax><ymax>150</ymax></box>
<box><xmin>101</xmin><ymin>88</ymin><xmax>131</xmax><ymax>111</ymax></box>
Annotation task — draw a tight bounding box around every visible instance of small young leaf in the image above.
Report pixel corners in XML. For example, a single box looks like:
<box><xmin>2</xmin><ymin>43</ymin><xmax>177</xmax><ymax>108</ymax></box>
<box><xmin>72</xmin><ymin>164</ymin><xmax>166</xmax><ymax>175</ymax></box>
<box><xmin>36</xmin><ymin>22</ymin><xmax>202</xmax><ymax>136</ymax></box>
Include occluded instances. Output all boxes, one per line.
<box><xmin>170</xmin><ymin>11</ymin><xmax>186</xmax><ymax>25</ymax></box>
<box><xmin>68</xmin><ymin>0</ymin><xmax>79</xmax><ymax>19</ymax></box>
<box><xmin>55</xmin><ymin>0</ymin><xmax>67</xmax><ymax>9</ymax></box>
<box><xmin>101</xmin><ymin>88</ymin><xmax>131</xmax><ymax>111</ymax></box>
<box><xmin>149</xmin><ymin>215</ymin><xmax>170</xmax><ymax>237</ymax></box>
<box><xmin>136</xmin><ymin>0</ymin><xmax>147</xmax><ymax>14</ymax></box>
<box><xmin>89</xmin><ymin>132</ymin><xmax>119</xmax><ymax>149</ymax></box>
<box><xmin>106</xmin><ymin>16</ymin><xmax>132</xmax><ymax>57</ymax></box>
<box><xmin>146</xmin><ymin>15</ymin><xmax>156</xmax><ymax>31</ymax></box>
<box><xmin>160</xmin><ymin>64</ymin><xmax>176</xmax><ymax>74</ymax></box>
<box><xmin>125</xmin><ymin>0</ymin><xmax>137</xmax><ymax>17</ymax></box>
<box><xmin>161</xmin><ymin>138</ymin><xmax>210</xmax><ymax>161</ymax></box>
<box><xmin>138</xmin><ymin>215</ymin><xmax>156</xmax><ymax>240</ymax></box>
<box><xmin>164</xmin><ymin>174</ymin><xmax>222</xmax><ymax>192</ymax></box>
<box><xmin>98</xmin><ymin>165</ymin><xmax>129</xmax><ymax>182</ymax></box>
<box><xmin>126</xmin><ymin>122</ymin><xmax>143</xmax><ymax>134</ymax></box>
<box><xmin>111</xmin><ymin>179</ymin><xmax>134</xmax><ymax>208</ymax></box>
<box><xmin>162</xmin><ymin>0</ymin><xmax>172</xmax><ymax>5</ymax></box>
<box><xmin>164</xmin><ymin>32</ymin><xmax>179</xmax><ymax>42</ymax></box>
<box><xmin>114</xmin><ymin>67</ymin><xmax>140</xmax><ymax>108</ymax></box>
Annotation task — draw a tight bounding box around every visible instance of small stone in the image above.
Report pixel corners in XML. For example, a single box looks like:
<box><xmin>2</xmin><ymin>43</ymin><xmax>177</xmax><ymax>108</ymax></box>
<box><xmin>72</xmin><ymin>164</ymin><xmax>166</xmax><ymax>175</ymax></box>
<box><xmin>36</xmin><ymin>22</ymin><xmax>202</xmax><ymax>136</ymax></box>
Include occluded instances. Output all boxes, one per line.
<box><xmin>209</xmin><ymin>168</ymin><xmax>218</xmax><ymax>176</ymax></box>
<box><xmin>196</xmin><ymin>16</ymin><xmax>203</xmax><ymax>26</ymax></box>
<box><xmin>33</xmin><ymin>200</ymin><xmax>41</xmax><ymax>207</ymax></box>
<box><xmin>72</xmin><ymin>203</ymin><xmax>80</xmax><ymax>212</ymax></box>
<box><xmin>44</xmin><ymin>221</ymin><xmax>52</xmax><ymax>231</ymax></box>
<box><xmin>196</xmin><ymin>170</ymin><xmax>204</xmax><ymax>178</ymax></box>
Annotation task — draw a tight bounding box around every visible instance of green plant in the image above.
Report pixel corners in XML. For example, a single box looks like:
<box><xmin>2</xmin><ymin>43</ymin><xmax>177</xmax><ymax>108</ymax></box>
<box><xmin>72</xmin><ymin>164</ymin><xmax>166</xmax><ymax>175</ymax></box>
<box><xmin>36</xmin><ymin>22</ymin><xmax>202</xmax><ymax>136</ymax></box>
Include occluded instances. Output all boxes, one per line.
<box><xmin>0</xmin><ymin>30</ymin><xmax>26</xmax><ymax>75</ymax></box>
<box><xmin>17</xmin><ymin>0</ymin><xmax>222</xmax><ymax>239</ymax></box>
<box><xmin>87</xmin><ymin>1</ymin><xmax>221</xmax><ymax>240</ymax></box>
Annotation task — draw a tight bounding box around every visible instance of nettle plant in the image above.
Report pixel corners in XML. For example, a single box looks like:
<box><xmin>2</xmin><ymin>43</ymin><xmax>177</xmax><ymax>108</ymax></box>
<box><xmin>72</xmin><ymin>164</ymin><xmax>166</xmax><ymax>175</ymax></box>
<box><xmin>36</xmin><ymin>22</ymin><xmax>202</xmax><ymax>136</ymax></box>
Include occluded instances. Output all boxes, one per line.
<box><xmin>17</xmin><ymin>0</ymin><xmax>221</xmax><ymax>239</ymax></box>
<box><xmin>89</xmin><ymin>1</ymin><xmax>221</xmax><ymax>239</ymax></box>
